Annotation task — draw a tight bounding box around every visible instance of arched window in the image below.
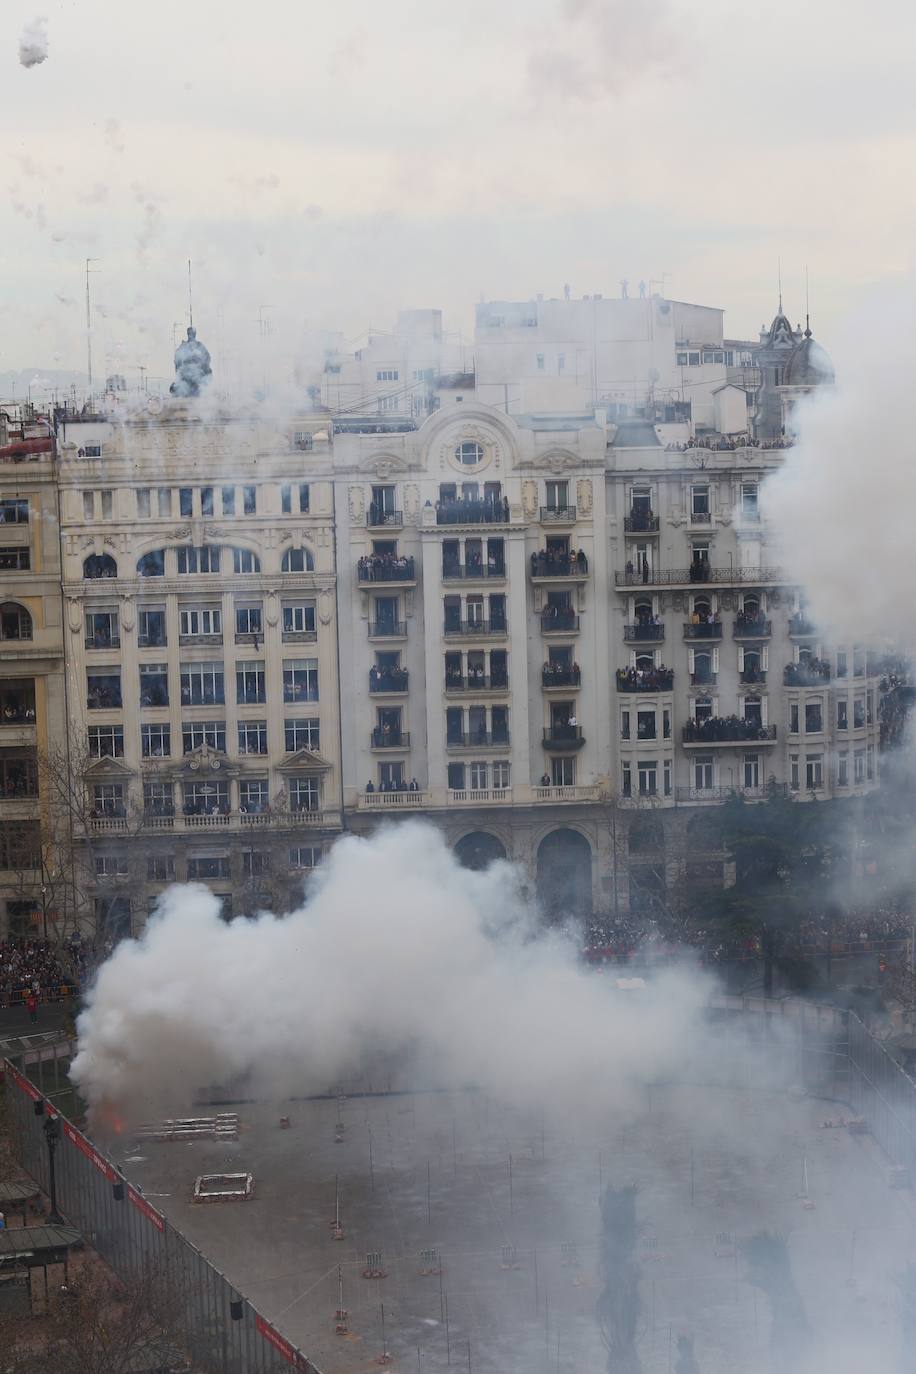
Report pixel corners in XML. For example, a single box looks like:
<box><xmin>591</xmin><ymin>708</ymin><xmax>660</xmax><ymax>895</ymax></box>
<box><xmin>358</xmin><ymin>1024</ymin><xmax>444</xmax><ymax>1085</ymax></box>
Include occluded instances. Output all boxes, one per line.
<box><xmin>83</xmin><ymin>553</ymin><xmax>118</xmax><ymax>580</ymax></box>
<box><xmin>455</xmin><ymin>441</ymin><xmax>484</xmax><ymax>467</ymax></box>
<box><xmin>536</xmin><ymin>829</ymin><xmax>593</xmax><ymax>916</ymax></box>
<box><xmin>454</xmin><ymin>832</ymin><xmax>506</xmax><ymax>871</ymax></box>
<box><xmin>137</xmin><ymin>550</ymin><xmax>165</xmax><ymax>577</ymax></box>
<box><xmin>281</xmin><ymin>547</ymin><xmax>314</xmax><ymax>573</ymax></box>
<box><xmin>232</xmin><ymin>548</ymin><xmax>261</xmax><ymax>574</ymax></box>
<box><xmin>0</xmin><ymin>602</ymin><xmax>32</xmax><ymax>640</ymax></box>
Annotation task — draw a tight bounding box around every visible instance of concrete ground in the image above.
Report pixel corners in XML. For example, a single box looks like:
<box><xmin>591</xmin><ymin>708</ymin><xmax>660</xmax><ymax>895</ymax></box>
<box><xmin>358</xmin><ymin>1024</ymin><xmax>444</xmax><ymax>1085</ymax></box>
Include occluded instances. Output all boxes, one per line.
<box><xmin>114</xmin><ymin>1076</ymin><xmax>916</xmax><ymax>1374</ymax></box>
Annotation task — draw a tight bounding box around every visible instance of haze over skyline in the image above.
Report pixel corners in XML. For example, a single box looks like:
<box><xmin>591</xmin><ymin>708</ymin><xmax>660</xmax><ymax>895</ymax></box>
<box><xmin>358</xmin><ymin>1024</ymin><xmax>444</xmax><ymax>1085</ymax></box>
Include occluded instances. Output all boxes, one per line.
<box><xmin>4</xmin><ymin>0</ymin><xmax>915</xmax><ymax>388</ymax></box>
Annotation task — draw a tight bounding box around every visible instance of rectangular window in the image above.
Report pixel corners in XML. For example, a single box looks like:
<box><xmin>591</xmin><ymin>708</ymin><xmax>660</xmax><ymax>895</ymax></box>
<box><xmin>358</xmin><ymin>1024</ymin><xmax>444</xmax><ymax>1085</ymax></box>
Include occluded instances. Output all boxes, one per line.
<box><xmin>805</xmin><ymin>754</ymin><xmax>823</xmax><ymax>789</ymax></box>
<box><xmin>493</xmin><ymin>761</ymin><xmax>510</xmax><ymax>789</ymax></box>
<box><xmin>143</xmin><ymin>781</ymin><xmax>174</xmax><ymax>816</ymax></box>
<box><xmin>299</xmin><ymin>483</ymin><xmax>310</xmax><ymax>513</ymax></box>
<box><xmin>177</xmin><ymin>546</ymin><xmax>221</xmax><ymax>574</ymax></box>
<box><xmin>837</xmin><ymin>699</ymin><xmax>848</xmax><ymax>730</ymax></box>
<box><xmin>853</xmin><ymin>697</ymin><xmax>865</xmax><ymax>728</ymax></box>
<box><xmin>238</xmin><ymin>720</ymin><xmax>268</xmax><ymax>754</ymax></box>
<box><xmin>790</xmin><ymin>754</ymin><xmax>800</xmax><ymax>790</ymax></box>
<box><xmin>243</xmin><ymin>485</ymin><xmax>256</xmax><ymax>515</ymax></box>
<box><xmin>187</xmin><ymin>855</ymin><xmax>231</xmax><ymax>880</ymax></box>
<box><xmin>136</xmin><ymin>488</ymin><xmax>151</xmax><ymax>518</ymax></box>
<box><xmin>293</xmin><ymin>431</ymin><xmax>313</xmax><ymax>451</ymax></box>
<box><xmin>867</xmin><ymin>690</ymin><xmax>874</xmax><ymax>725</ymax></box>
<box><xmin>637</xmin><ymin>761</ymin><xmax>658</xmax><ymax>796</ymax></box>
<box><xmin>378</xmin><ymin>395</ymin><xmax>400</xmax><ymax>412</ymax></box>
<box><xmin>95</xmin><ymin>854</ymin><xmax>128</xmax><ymax>878</ymax></box>
<box><xmin>87</xmin><ymin>671</ymin><xmax>121</xmax><ymax>710</ymax></box>
<box><xmin>184</xmin><ymin>780</ymin><xmax>229</xmax><ymax>815</ymax></box>
<box><xmin>281</xmin><ymin>485</ymin><xmax>292</xmax><ymax>514</ymax></box>
<box><xmin>290</xmin><ymin>776</ymin><xmax>320</xmax><ymax>812</ymax></box>
<box><xmin>664</xmin><ymin>759</ymin><xmax>672</xmax><ymax>796</ymax></box>
<box><xmin>376</xmin><ymin>369</ymin><xmax>399</xmax><ymax>381</ymax></box>
<box><xmin>688</xmin><ymin>352</ymin><xmax>700</xmax><ymax>366</ymax></box>
<box><xmin>676</xmin><ymin>352</ymin><xmax>688</xmax><ymax>366</ymax></box>
<box><xmin>234</xmin><ymin>548</ymin><xmax>259</xmax><ymax>574</ymax></box>
<box><xmin>0</xmin><ymin>821</ymin><xmax>41</xmax><ymax>870</ymax></box>
<box><xmin>282</xmin><ymin>601</ymin><xmax>317</xmax><ymax>637</ymax></box>
<box><xmin>545</xmin><ymin>480</ymin><xmax>568</xmax><ymax>510</ymax></box>
<box><xmin>0</xmin><ymin>498</ymin><xmax>29</xmax><ymax>524</ymax></box>
<box><xmin>236</xmin><ymin>660</ymin><xmax>266</xmax><ymax>705</ymax></box>
<box><xmin>805</xmin><ymin>701</ymin><xmax>823</xmax><ymax>733</ymax></box>
<box><xmin>790</xmin><ymin>704</ymin><xmax>799</xmax><ymax>734</ymax></box>
<box><xmin>138</xmin><ymin>608</ymin><xmax>166</xmax><ymax>647</ymax></box>
<box><xmin>283</xmin><ymin>659</ymin><xmax>319</xmax><ymax>703</ymax></box>
<box><xmin>853</xmin><ymin>647</ymin><xmax>867</xmax><ymax>676</ymax></box>
<box><xmin>694</xmin><ymin>754</ymin><xmax>714</xmax><ymax>790</ymax></box>
<box><xmin>290</xmin><ymin>846</ymin><xmax>321</xmax><ymax>870</ymax></box>
<box><xmin>852</xmin><ymin>749</ymin><xmax>865</xmax><ymax>784</ymax></box>
<box><xmin>469</xmin><ymin>761</ymin><xmax>488</xmax><ymax>790</ymax></box>
<box><xmin>691</xmin><ymin>484</ymin><xmax>710</xmax><ymax>517</ymax></box>
<box><xmin>182</xmin><ymin>720</ymin><xmax>226</xmax><ymax>753</ymax></box>
<box><xmin>239</xmin><ymin>778</ymin><xmax>269</xmax><ymax>814</ymax></box>
<box><xmin>180</xmin><ymin>661</ymin><xmax>225</xmax><ymax>706</ymax></box>
<box><xmin>139</xmin><ymin>662</ymin><xmax>169</xmax><ymax>707</ymax></box>
<box><xmin>285</xmin><ymin>718</ymin><xmax>320</xmax><ymax>751</ymax></box>
<box><xmin>740</xmin><ymin>483</ymin><xmax>758</xmax><ymax>519</ymax></box>
<box><xmin>221</xmin><ymin>486</ymin><xmax>235</xmax><ymax>516</ymax></box>
<box><xmin>0</xmin><ymin>548</ymin><xmax>30</xmax><ymax>571</ymax></box>
<box><xmin>536</xmin><ymin>354</ymin><xmax>545</xmax><ymax>370</ymax></box>
<box><xmin>836</xmin><ymin>650</ymin><xmax>848</xmax><ymax>678</ymax></box>
<box><xmin>637</xmin><ymin>709</ymin><xmax>656</xmax><ymax>740</ymax></box>
<box><xmin>867</xmin><ymin>747</ymin><xmax>875</xmax><ymax>781</ymax></box>
<box><xmin>88</xmin><ymin>725</ymin><xmax>124</xmax><ymax>758</ymax></box>
<box><xmin>837</xmin><ymin>753</ymin><xmax>849</xmax><ymax>787</ymax></box>
<box><xmin>157</xmin><ymin>488</ymin><xmax>171</xmax><ymax>517</ymax></box>
<box><xmin>92</xmin><ymin>783</ymin><xmax>125</xmax><ymax>817</ymax></box>
<box><xmin>235</xmin><ymin>603</ymin><xmax>262</xmax><ymax>637</ymax></box>
<box><xmin>242</xmin><ymin>849</ymin><xmax>269</xmax><ymax>877</ymax></box>
<box><xmin>100</xmin><ymin>490</ymin><xmax>113</xmax><ymax>519</ymax></box>
<box><xmin>141</xmin><ymin>723</ymin><xmax>171</xmax><ymax>758</ymax></box>
<box><xmin>180</xmin><ymin>606</ymin><xmax>222</xmax><ymax>638</ymax></box>
<box><xmin>85</xmin><ymin>609</ymin><xmax>119</xmax><ymax>649</ymax></box>
<box><xmin>200</xmin><ymin>486</ymin><xmax>214</xmax><ymax>516</ymax></box>
<box><xmin>179</xmin><ymin>488</ymin><xmax>193</xmax><ymax>517</ymax></box>
<box><xmin>147</xmin><ymin>855</ymin><xmax>175</xmax><ymax>881</ymax></box>
<box><xmin>622</xmin><ymin>761</ymin><xmax>632</xmax><ymax>797</ymax></box>
<box><xmin>83</xmin><ymin>491</ymin><xmax>95</xmax><ymax>520</ymax></box>
<box><xmin>620</xmin><ymin>709</ymin><xmax>630</xmax><ymax>741</ymax></box>
<box><xmin>744</xmin><ymin>753</ymin><xmax>760</xmax><ymax>789</ymax></box>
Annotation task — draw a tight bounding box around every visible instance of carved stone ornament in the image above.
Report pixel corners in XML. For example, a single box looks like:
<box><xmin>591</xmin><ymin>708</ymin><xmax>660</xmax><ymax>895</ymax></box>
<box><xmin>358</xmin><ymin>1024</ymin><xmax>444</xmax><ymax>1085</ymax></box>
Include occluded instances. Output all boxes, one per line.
<box><xmin>522</xmin><ymin>480</ymin><xmax>538</xmax><ymax>519</ymax></box>
<box><xmin>318</xmin><ymin>586</ymin><xmax>334</xmax><ymax>626</ymax></box>
<box><xmin>719</xmin><ymin>511</ymin><xmax>733</xmax><ymax>526</ymax></box>
<box><xmin>348</xmin><ymin>486</ymin><xmax>365</xmax><ymax>524</ymax></box>
<box><xmin>118</xmin><ymin>592</ymin><xmax>135</xmax><ymax>633</ymax></box>
<box><xmin>577</xmin><ymin>478</ymin><xmax>593</xmax><ymax>515</ymax></box>
<box><xmin>188</xmin><ymin>744</ymin><xmax>223</xmax><ymax>773</ymax></box>
<box><xmin>669</xmin><ymin>514</ymin><xmax>687</xmax><ymax>527</ymax></box>
<box><xmin>265</xmin><ymin>591</ymin><xmax>280</xmax><ymax>628</ymax></box>
<box><xmin>441</xmin><ymin>426</ymin><xmax>500</xmax><ymax>474</ymax></box>
<box><xmin>405</xmin><ymin>484</ymin><xmax>420</xmax><ymax>521</ymax></box>
<box><xmin>769</xmin><ymin>588</ymin><xmax>783</xmax><ymax>607</ymax></box>
<box><xmin>720</xmin><ymin>591</ymin><xmax>736</xmax><ymax>611</ymax></box>
<box><xmin>165</xmin><ymin>525</ymin><xmax>192</xmax><ymax>543</ymax></box>
<box><xmin>66</xmin><ymin>597</ymin><xmax>83</xmax><ymax>634</ymax></box>
<box><xmin>203</xmin><ymin>524</ymin><xmax>230</xmax><ymax>541</ymax></box>
<box><xmin>79</xmin><ymin>536</ymin><xmax>96</xmax><ymax>551</ymax></box>
<box><xmin>671</xmin><ymin>592</ymin><xmax>685</xmax><ymax>613</ymax></box>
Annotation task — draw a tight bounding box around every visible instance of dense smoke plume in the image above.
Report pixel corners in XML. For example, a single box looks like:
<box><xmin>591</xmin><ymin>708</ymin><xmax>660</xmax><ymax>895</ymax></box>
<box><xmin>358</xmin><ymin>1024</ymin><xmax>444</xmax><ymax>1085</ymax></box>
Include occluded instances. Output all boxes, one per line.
<box><xmin>72</xmin><ymin>822</ymin><xmax>707</xmax><ymax>1125</ymax></box>
<box><xmin>762</xmin><ymin>284</ymin><xmax>916</xmax><ymax>650</ymax></box>
<box><xmin>18</xmin><ymin>17</ymin><xmax>48</xmax><ymax>68</ymax></box>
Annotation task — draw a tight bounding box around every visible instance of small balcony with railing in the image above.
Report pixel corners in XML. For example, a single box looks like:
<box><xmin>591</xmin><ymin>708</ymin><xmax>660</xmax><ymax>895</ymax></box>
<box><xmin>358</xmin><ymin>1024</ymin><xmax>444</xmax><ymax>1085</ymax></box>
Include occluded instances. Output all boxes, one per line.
<box><xmin>446</xmin><ymin>730</ymin><xmax>511</xmax><ymax>751</ymax></box>
<box><xmin>675</xmin><ymin>783</ymin><xmax>787</xmax><ymax>805</ymax></box>
<box><xmin>734</xmin><ymin>616</ymin><xmax>771</xmax><ymax>640</ymax></box>
<box><xmin>788</xmin><ymin>614</ymin><xmax>817</xmax><ymax>637</ymax></box>
<box><xmin>445</xmin><ymin>672</ymin><xmax>509</xmax><ymax>695</ymax></box>
<box><xmin>370</xmin><ymin>728</ymin><xmax>410</xmax><ymax>749</ymax></box>
<box><xmin>683</xmin><ymin>620</ymin><xmax>722</xmax><ymax>640</ymax></box>
<box><xmin>367</xmin><ymin>508</ymin><xmax>403</xmax><ymax>529</ymax></box>
<box><xmin>624</xmin><ymin>510</ymin><xmax>660</xmax><ymax>534</ymax></box>
<box><xmin>436</xmin><ymin>497</ymin><xmax>509</xmax><ymax>526</ymax></box>
<box><xmin>368</xmin><ymin>620</ymin><xmax>407</xmax><ymax>640</ymax></box>
<box><xmin>357</xmin><ymin>555</ymin><xmax>416</xmax><ymax>586</ymax></box>
<box><xmin>542</xmin><ymin>723</ymin><xmax>585</xmax><ymax>750</ymax></box>
<box><xmin>784</xmin><ymin>660</ymin><xmax>831</xmax><ymax>687</ymax></box>
<box><xmin>369</xmin><ymin>667</ymin><xmax>409</xmax><ymax>694</ymax></box>
<box><xmin>540</xmin><ymin>504</ymin><xmax>577</xmax><ymax>525</ymax></box>
<box><xmin>682</xmin><ymin>720</ymin><xmax>777</xmax><ymax>747</ymax></box>
<box><xmin>530</xmin><ymin>549</ymin><xmax>589</xmax><ymax>582</ymax></box>
<box><xmin>624</xmin><ymin>622</ymin><xmax>663</xmax><ymax>643</ymax></box>
<box><xmin>615</xmin><ymin>564</ymin><xmax>785</xmax><ymax>588</ymax></box>
<box><xmin>616</xmin><ymin>668</ymin><xmax>674</xmax><ymax>693</ymax></box>
<box><xmin>739</xmin><ymin>668</ymin><xmax>767</xmax><ymax>687</ymax></box>
<box><xmin>444</xmin><ymin>618</ymin><xmax>507</xmax><ymax>638</ymax></box>
<box><xmin>541</xmin><ymin>664</ymin><xmax>581</xmax><ymax>691</ymax></box>
<box><xmin>541</xmin><ymin>608</ymin><xmax>579</xmax><ymax>634</ymax></box>
<box><xmin>441</xmin><ymin>558</ymin><xmax>505</xmax><ymax>583</ymax></box>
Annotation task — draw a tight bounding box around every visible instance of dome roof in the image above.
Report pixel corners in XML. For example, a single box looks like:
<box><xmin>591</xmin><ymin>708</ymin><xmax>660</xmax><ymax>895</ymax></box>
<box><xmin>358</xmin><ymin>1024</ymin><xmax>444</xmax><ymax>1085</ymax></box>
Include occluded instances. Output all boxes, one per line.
<box><xmin>784</xmin><ymin>330</ymin><xmax>835</xmax><ymax>387</ymax></box>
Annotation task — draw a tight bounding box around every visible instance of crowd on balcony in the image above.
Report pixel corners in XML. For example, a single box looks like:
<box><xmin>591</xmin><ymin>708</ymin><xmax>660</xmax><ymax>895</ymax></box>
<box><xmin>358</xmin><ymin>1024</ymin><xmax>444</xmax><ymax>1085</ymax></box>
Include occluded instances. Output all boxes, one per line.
<box><xmin>443</xmin><ymin>549</ymin><xmax>504</xmax><ymax>577</ymax></box>
<box><xmin>624</xmin><ymin>555</ymin><xmax>653</xmax><ymax>584</ymax></box>
<box><xmin>541</xmin><ymin>604</ymin><xmax>578</xmax><ymax>629</ymax></box>
<box><xmin>664</xmin><ymin>436</ymin><xmax>795</xmax><ymax>452</ymax></box>
<box><xmin>688</xmin><ymin>609</ymin><xmax>721</xmax><ymax>633</ymax></box>
<box><xmin>626</xmin><ymin>508</ymin><xmax>657</xmax><ymax>531</ymax></box>
<box><xmin>784</xmin><ymin>658</ymin><xmax>831</xmax><ymax>686</ymax></box>
<box><xmin>531</xmin><ymin>548</ymin><xmax>588</xmax><ymax>577</ymax></box>
<box><xmin>369</xmin><ymin>664</ymin><xmax>408</xmax><ymax>691</ymax></box>
<box><xmin>357</xmin><ymin>552</ymin><xmax>415</xmax><ymax>582</ymax></box>
<box><xmin>435</xmin><ymin>494</ymin><xmax>510</xmax><ymax>525</ymax></box>
<box><xmin>736</xmin><ymin>609</ymin><xmax>769</xmax><ymax>634</ymax></box>
<box><xmin>365</xmin><ymin>777</ymin><xmax>421</xmax><ymax>794</ymax></box>
<box><xmin>688</xmin><ymin>553</ymin><xmax>712</xmax><ymax>582</ymax></box>
<box><xmin>683</xmin><ymin>715</ymin><xmax>772</xmax><ymax>742</ymax></box>
<box><xmin>542</xmin><ymin>661</ymin><xmax>581</xmax><ymax>686</ymax></box>
<box><xmin>616</xmin><ymin>666</ymin><xmax>674</xmax><ymax>692</ymax></box>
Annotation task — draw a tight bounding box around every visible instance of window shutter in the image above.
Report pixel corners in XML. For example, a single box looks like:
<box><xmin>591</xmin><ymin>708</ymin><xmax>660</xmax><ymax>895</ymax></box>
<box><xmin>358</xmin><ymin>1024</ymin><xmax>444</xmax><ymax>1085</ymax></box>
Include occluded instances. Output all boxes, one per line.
<box><xmin>738</xmin><ymin>646</ymin><xmax>745</xmax><ymax>671</ymax></box>
<box><xmin>654</xmin><ymin>649</ymin><xmax>662</xmax><ymax>668</ymax></box>
<box><xmin>688</xmin><ymin>648</ymin><xmax>696</xmax><ymax>672</ymax></box>
<box><xmin>762</xmin><ymin>646</ymin><xmax>769</xmax><ymax>671</ymax></box>
<box><xmin>761</xmin><ymin>697</ymin><xmax>768</xmax><ymax>726</ymax></box>
<box><xmin>712</xmin><ymin>647</ymin><xmax>720</xmax><ymax>672</ymax></box>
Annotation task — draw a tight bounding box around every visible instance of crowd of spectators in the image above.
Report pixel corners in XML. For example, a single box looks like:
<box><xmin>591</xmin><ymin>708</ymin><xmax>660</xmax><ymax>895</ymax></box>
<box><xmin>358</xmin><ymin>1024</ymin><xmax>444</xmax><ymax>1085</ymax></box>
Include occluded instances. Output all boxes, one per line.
<box><xmin>784</xmin><ymin>658</ymin><xmax>831</xmax><ymax>686</ymax></box>
<box><xmin>531</xmin><ymin>548</ymin><xmax>588</xmax><ymax>577</ymax></box>
<box><xmin>357</xmin><ymin>552</ymin><xmax>415</xmax><ymax>582</ymax></box>
<box><xmin>664</xmin><ymin>436</ymin><xmax>795</xmax><ymax>452</ymax></box>
<box><xmin>682</xmin><ymin>715</ymin><xmax>771</xmax><ymax>742</ymax></box>
<box><xmin>616</xmin><ymin>665</ymin><xmax>674</xmax><ymax>692</ymax></box>
<box><xmin>436</xmin><ymin>494</ymin><xmax>510</xmax><ymax>525</ymax></box>
<box><xmin>0</xmin><ymin>939</ymin><xmax>78</xmax><ymax>1000</ymax></box>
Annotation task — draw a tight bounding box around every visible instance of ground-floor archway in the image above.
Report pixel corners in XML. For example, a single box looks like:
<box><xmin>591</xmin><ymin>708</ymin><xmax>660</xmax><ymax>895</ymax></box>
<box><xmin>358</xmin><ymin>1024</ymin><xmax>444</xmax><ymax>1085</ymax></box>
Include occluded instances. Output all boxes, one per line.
<box><xmin>454</xmin><ymin>831</ymin><xmax>507</xmax><ymax>872</ymax></box>
<box><xmin>536</xmin><ymin>828</ymin><xmax>593</xmax><ymax>917</ymax></box>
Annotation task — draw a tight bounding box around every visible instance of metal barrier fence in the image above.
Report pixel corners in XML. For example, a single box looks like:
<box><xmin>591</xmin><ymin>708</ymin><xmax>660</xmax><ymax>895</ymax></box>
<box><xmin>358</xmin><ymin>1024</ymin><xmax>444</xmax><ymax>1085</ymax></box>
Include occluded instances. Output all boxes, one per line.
<box><xmin>2</xmin><ymin>1058</ymin><xmax>321</xmax><ymax>1374</ymax></box>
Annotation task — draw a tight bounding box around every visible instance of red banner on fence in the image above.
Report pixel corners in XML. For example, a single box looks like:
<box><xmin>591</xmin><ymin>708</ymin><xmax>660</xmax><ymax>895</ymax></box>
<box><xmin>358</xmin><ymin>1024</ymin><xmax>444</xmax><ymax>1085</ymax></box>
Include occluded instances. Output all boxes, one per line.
<box><xmin>255</xmin><ymin>1314</ymin><xmax>309</xmax><ymax>1368</ymax></box>
<box><xmin>5</xmin><ymin>1060</ymin><xmax>42</xmax><ymax>1102</ymax></box>
<box><xmin>62</xmin><ymin>1121</ymin><xmax>118</xmax><ymax>1183</ymax></box>
<box><xmin>127</xmin><ymin>1184</ymin><xmax>165</xmax><ymax>1232</ymax></box>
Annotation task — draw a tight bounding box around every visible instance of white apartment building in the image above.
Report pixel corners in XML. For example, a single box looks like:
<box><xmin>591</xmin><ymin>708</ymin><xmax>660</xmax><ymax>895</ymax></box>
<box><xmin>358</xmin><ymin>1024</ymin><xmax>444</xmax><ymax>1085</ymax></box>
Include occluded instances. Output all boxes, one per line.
<box><xmin>321</xmin><ymin>310</ymin><xmax>473</xmax><ymax>423</ymax></box>
<box><xmin>54</xmin><ymin>401</ymin><xmax>342</xmax><ymax>936</ymax></box>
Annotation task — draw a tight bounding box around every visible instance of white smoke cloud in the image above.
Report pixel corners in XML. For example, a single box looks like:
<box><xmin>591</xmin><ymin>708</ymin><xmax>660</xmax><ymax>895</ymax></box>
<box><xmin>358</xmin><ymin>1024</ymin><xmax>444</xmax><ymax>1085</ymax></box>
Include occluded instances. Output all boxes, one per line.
<box><xmin>527</xmin><ymin>0</ymin><xmax>684</xmax><ymax>103</ymax></box>
<box><xmin>72</xmin><ymin>822</ymin><xmax>708</xmax><ymax>1126</ymax></box>
<box><xmin>761</xmin><ymin>281</ymin><xmax>916</xmax><ymax>650</ymax></box>
<box><xmin>18</xmin><ymin>17</ymin><xmax>48</xmax><ymax>69</ymax></box>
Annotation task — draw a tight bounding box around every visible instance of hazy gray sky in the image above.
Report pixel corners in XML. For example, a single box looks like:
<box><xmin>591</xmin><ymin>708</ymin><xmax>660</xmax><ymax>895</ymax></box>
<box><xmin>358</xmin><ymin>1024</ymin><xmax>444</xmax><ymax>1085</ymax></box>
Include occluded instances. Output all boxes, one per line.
<box><xmin>4</xmin><ymin>0</ymin><xmax>915</xmax><ymax>387</ymax></box>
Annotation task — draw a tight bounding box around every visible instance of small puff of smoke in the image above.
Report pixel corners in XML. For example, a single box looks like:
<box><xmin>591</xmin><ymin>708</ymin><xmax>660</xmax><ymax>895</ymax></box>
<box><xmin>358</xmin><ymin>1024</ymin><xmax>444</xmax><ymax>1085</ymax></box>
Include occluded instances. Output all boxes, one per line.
<box><xmin>72</xmin><ymin>823</ymin><xmax>709</xmax><ymax>1127</ymax></box>
<box><xmin>19</xmin><ymin>17</ymin><xmax>48</xmax><ymax>69</ymax></box>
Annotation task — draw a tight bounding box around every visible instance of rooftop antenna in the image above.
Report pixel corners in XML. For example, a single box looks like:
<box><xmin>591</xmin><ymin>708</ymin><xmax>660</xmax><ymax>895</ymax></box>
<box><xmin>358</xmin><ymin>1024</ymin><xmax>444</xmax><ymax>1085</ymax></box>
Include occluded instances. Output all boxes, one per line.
<box><xmin>85</xmin><ymin>258</ymin><xmax>100</xmax><ymax>395</ymax></box>
<box><xmin>805</xmin><ymin>265</ymin><xmax>811</xmax><ymax>336</ymax></box>
<box><xmin>188</xmin><ymin>258</ymin><xmax>194</xmax><ymax>330</ymax></box>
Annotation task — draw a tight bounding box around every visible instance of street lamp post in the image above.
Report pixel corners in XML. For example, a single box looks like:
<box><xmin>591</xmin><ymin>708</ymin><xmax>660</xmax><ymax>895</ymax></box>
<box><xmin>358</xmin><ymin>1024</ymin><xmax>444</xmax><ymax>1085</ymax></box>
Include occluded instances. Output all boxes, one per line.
<box><xmin>43</xmin><ymin>1114</ymin><xmax>64</xmax><ymax>1225</ymax></box>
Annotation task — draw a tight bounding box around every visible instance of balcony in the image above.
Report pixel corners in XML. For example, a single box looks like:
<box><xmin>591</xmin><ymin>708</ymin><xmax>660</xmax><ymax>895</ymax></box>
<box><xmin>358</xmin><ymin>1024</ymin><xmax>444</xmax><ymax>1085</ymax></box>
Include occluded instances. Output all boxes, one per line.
<box><xmin>784</xmin><ymin>662</ymin><xmax>831</xmax><ymax>687</ymax></box>
<box><xmin>689</xmin><ymin>510</ymin><xmax>712</xmax><ymax>525</ymax></box>
<box><xmin>369</xmin><ymin>668</ymin><xmax>409</xmax><ymax>693</ymax></box>
<box><xmin>532</xmin><ymin>784</ymin><xmax>603</xmax><ymax>804</ymax></box>
<box><xmin>368</xmin><ymin>620</ymin><xmax>407</xmax><ymax>639</ymax></box>
<box><xmin>541</xmin><ymin>609</ymin><xmax>579</xmax><ymax>634</ymax></box>
<box><xmin>371</xmin><ymin>729</ymin><xmax>410</xmax><ymax>749</ymax></box>
<box><xmin>85</xmin><ymin>635</ymin><xmax>120</xmax><ymax>651</ymax></box>
<box><xmin>734</xmin><ymin>618</ymin><xmax>771</xmax><ymax>639</ymax></box>
<box><xmin>137</xmin><ymin>633</ymin><xmax>168</xmax><ymax>649</ymax></box>
<box><xmin>675</xmin><ymin>784</ymin><xmax>788</xmax><ymax>805</ymax></box>
<box><xmin>624</xmin><ymin>513</ymin><xmax>660</xmax><ymax>533</ymax></box>
<box><xmin>179</xmin><ymin>634</ymin><xmax>224</xmax><ymax>648</ymax></box>
<box><xmin>615</xmin><ymin>566</ymin><xmax>785</xmax><ymax>587</ymax></box>
<box><xmin>690</xmin><ymin>674</ymin><xmax>718</xmax><ymax>688</ymax></box>
<box><xmin>444</xmin><ymin>619</ymin><xmax>507</xmax><ymax>638</ymax></box>
<box><xmin>788</xmin><ymin>615</ymin><xmax>817</xmax><ymax>637</ymax></box>
<box><xmin>142</xmin><ymin>809</ymin><xmax>332</xmax><ymax>832</ymax></box>
<box><xmin>447</xmin><ymin>731</ymin><xmax>511</xmax><ymax>750</ymax></box>
<box><xmin>540</xmin><ymin>505</ymin><xmax>577</xmax><ymax>525</ymax></box>
<box><xmin>367</xmin><ymin>509</ymin><xmax>403</xmax><ymax>529</ymax></box>
<box><xmin>282</xmin><ymin>627</ymin><xmax>318</xmax><ymax>644</ymax></box>
<box><xmin>89</xmin><ymin>815</ymin><xmax>129</xmax><ymax>833</ymax></box>
<box><xmin>445</xmin><ymin>675</ymin><xmax>509</xmax><ymax>693</ymax></box>
<box><xmin>441</xmin><ymin>562</ymin><xmax>505</xmax><ymax>582</ymax></box>
<box><xmin>530</xmin><ymin>553</ymin><xmax>589</xmax><ymax>582</ymax></box>
<box><xmin>541</xmin><ymin>666</ymin><xmax>581</xmax><ymax>689</ymax></box>
<box><xmin>683</xmin><ymin>621</ymin><xmax>722</xmax><ymax>640</ymax></box>
<box><xmin>359</xmin><ymin>789</ymin><xmax>430</xmax><ymax>810</ymax></box>
<box><xmin>449</xmin><ymin>787</ymin><xmax>513</xmax><ymax>805</ymax></box>
<box><xmin>542</xmin><ymin>725</ymin><xmax>585</xmax><ymax>750</ymax></box>
<box><xmin>357</xmin><ymin>556</ymin><xmax>416</xmax><ymax>585</ymax></box>
<box><xmin>624</xmin><ymin>623</ymin><xmax>663</xmax><ymax>643</ymax></box>
<box><xmin>739</xmin><ymin>670</ymin><xmax>767</xmax><ymax>686</ymax></box>
<box><xmin>436</xmin><ymin>499</ymin><xmax>509</xmax><ymax>526</ymax></box>
<box><xmin>616</xmin><ymin>669</ymin><xmax>674</xmax><ymax>693</ymax></box>
<box><xmin>682</xmin><ymin>721</ymin><xmax>777</xmax><ymax>747</ymax></box>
